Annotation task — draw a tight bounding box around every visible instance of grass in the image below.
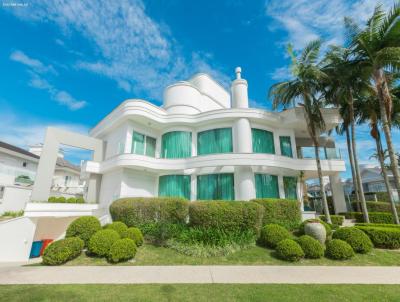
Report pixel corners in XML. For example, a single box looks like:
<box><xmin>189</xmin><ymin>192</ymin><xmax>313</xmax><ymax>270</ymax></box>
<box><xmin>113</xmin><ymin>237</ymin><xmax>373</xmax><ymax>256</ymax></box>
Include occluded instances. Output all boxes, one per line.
<box><xmin>60</xmin><ymin>243</ymin><xmax>400</xmax><ymax>266</ymax></box>
<box><xmin>1</xmin><ymin>284</ymin><xmax>400</xmax><ymax>301</ymax></box>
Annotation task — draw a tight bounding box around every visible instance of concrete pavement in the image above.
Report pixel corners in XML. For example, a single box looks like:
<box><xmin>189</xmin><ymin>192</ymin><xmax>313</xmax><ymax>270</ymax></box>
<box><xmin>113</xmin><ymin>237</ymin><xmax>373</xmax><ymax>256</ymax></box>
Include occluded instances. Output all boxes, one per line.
<box><xmin>1</xmin><ymin>265</ymin><xmax>400</xmax><ymax>284</ymax></box>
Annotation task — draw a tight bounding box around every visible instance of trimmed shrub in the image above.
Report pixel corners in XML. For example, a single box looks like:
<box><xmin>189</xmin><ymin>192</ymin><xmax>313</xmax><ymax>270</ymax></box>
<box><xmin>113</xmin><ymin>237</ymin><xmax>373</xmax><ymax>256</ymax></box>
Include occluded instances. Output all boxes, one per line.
<box><xmin>48</xmin><ymin>196</ymin><xmax>57</xmax><ymax>203</ymax></box>
<box><xmin>88</xmin><ymin>229</ymin><xmax>120</xmax><ymax>257</ymax></box>
<box><xmin>355</xmin><ymin>223</ymin><xmax>400</xmax><ymax>229</ymax></box>
<box><xmin>251</xmin><ymin>198</ymin><xmax>301</xmax><ymax>230</ymax></box>
<box><xmin>351</xmin><ymin>201</ymin><xmax>400</xmax><ymax>213</ymax></box>
<box><xmin>76</xmin><ymin>197</ymin><xmax>85</xmax><ymax>204</ymax></box>
<box><xmin>66</xmin><ymin>216</ymin><xmax>101</xmax><ymax>247</ymax></box>
<box><xmin>108</xmin><ymin>238</ymin><xmax>137</xmax><ymax>263</ymax></box>
<box><xmin>140</xmin><ymin>222</ymin><xmax>187</xmax><ymax>246</ymax></box>
<box><xmin>259</xmin><ymin>224</ymin><xmax>292</xmax><ymax>248</ymax></box>
<box><xmin>42</xmin><ymin>237</ymin><xmax>84</xmax><ymax>265</ymax></box>
<box><xmin>189</xmin><ymin>201</ymin><xmax>264</xmax><ymax>235</ymax></box>
<box><xmin>67</xmin><ymin>197</ymin><xmax>77</xmax><ymax>203</ymax></box>
<box><xmin>319</xmin><ymin>215</ymin><xmax>344</xmax><ymax>226</ymax></box>
<box><xmin>356</xmin><ymin>226</ymin><xmax>400</xmax><ymax>249</ymax></box>
<box><xmin>325</xmin><ymin>239</ymin><xmax>355</xmax><ymax>260</ymax></box>
<box><xmin>344</xmin><ymin>212</ymin><xmax>397</xmax><ymax>224</ymax></box>
<box><xmin>332</xmin><ymin>227</ymin><xmax>373</xmax><ymax>254</ymax></box>
<box><xmin>275</xmin><ymin>239</ymin><xmax>304</xmax><ymax>262</ymax></box>
<box><xmin>296</xmin><ymin>235</ymin><xmax>324</xmax><ymax>259</ymax></box>
<box><xmin>125</xmin><ymin>227</ymin><xmax>144</xmax><ymax>246</ymax></box>
<box><xmin>299</xmin><ymin>219</ymin><xmax>332</xmax><ymax>236</ymax></box>
<box><xmin>110</xmin><ymin>197</ymin><xmax>189</xmax><ymax>226</ymax></box>
<box><xmin>105</xmin><ymin>222</ymin><xmax>129</xmax><ymax>238</ymax></box>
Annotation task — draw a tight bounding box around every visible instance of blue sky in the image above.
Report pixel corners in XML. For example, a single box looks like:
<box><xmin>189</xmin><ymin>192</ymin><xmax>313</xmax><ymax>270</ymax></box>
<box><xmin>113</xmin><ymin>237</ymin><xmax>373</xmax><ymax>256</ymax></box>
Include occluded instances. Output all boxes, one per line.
<box><xmin>0</xmin><ymin>0</ymin><xmax>399</xmax><ymax>179</ymax></box>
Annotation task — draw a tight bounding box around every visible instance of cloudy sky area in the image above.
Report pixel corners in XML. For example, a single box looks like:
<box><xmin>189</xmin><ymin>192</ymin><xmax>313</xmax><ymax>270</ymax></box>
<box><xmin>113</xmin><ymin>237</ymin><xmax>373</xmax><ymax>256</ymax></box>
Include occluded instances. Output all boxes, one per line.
<box><xmin>0</xmin><ymin>0</ymin><xmax>398</xmax><ymax>178</ymax></box>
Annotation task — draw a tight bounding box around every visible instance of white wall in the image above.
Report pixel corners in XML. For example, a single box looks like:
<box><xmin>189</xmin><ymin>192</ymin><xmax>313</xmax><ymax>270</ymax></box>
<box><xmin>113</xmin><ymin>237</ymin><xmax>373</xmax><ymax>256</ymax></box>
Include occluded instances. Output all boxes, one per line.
<box><xmin>104</xmin><ymin>123</ymin><xmax>129</xmax><ymax>159</ymax></box>
<box><xmin>0</xmin><ymin>186</ymin><xmax>31</xmax><ymax>214</ymax></box>
<box><xmin>0</xmin><ymin>153</ymin><xmax>37</xmax><ymax>185</ymax></box>
<box><xmin>98</xmin><ymin>169</ymin><xmax>123</xmax><ymax>208</ymax></box>
<box><xmin>121</xmin><ymin>169</ymin><xmax>157</xmax><ymax>198</ymax></box>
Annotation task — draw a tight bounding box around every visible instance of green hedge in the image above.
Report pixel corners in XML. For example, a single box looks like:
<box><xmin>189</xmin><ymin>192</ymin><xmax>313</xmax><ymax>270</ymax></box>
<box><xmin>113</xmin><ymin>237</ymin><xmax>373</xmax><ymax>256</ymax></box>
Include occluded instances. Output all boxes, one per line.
<box><xmin>189</xmin><ymin>201</ymin><xmax>264</xmax><ymax>234</ymax></box>
<box><xmin>65</xmin><ymin>216</ymin><xmax>101</xmax><ymax>247</ymax></box>
<box><xmin>355</xmin><ymin>223</ymin><xmax>400</xmax><ymax>229</ymax></box>
<box><xmin>275</xmin><ymin>239</ymin><xmax>304</xmax><ymax>262</ymax></box>
<box><xmin>48</xmin><ymin>196</ymin><xmax>84</xmax><ymax>203</ymax></box>
<box><xmin>110</xmin><ymin>197</ymin><xmax>189</xmax><ymax>227</ymax></box>
<box><xmin>351</xmin><ymin>201</ymin><xmax>400</xmax><ymax>213</ymax></box>
<box><xmin>332</xmin><ymin>227</ymin><xmax>373</xmax><ymax>254</ymax></box>
<box><xmin>342</xmin><ymin>212</ymin><xmax>398</xmax><ymax>224</ymax></box>
<box><xmin>42</xmin><ymin>237</ymin><xmax>84</xmax><ymax>265</ymax></box>
<box><xmin>356</xmin><ymin>226</ymin><xmax>400</xmax><ymax>249</ymax></box>
<box><xmin>319</xmin><ymin>215</ymin><xmax>344</xmax><ymax>226</ymax></box>
<box><xmin>251</xmin><ymin>198</ymin><xmax>301</xmax><ymax>230</ymax></box>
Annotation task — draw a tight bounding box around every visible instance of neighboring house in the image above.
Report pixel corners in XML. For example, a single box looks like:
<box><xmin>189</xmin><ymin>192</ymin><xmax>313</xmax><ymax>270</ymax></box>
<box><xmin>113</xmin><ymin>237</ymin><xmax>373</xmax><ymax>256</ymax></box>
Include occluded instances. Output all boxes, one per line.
<box><xmin>0</xmin><ymin>68</ymin><xmax>347</xmax><ymax>261</ymax></box>
<box><xmin>0</xmin><ymin>141</ymin><xmax>84</xmax><ymax>214</ymax></box>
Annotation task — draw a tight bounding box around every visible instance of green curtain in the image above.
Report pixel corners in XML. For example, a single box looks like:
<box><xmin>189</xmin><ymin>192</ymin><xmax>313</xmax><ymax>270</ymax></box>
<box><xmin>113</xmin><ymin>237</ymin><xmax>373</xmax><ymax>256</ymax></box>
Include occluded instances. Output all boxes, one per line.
<box><xmin>280</xmin><ymin>136</ymin><xmax>293</xmax><ymax>157</ymax></box>
<box><xmin>197</xmin><ymin>173</ymin><xmax>234</xmax><ymax>200</ymax></box>
<box><xmin>158</xmin><ymin>175</ymin><xmax>191</xmax><ymax>199</ymax></box>
<box><xmin>255</xmin><ymin>174</ymin><xmax>279</xmax><ymax>198</ymax></box>
<box><xmin>161</xmin><ymin>131</ymin><xmax>192</xmax><ymax>158</ymax></box>
<box><xmin>145</xmin><ymin>136</ymin><xmax>156</xmax><ymax>157</ymax></box>
<box><xmin>197</xmin><ymin>128</ymin><xmax>232</xmax><ymax>155</ymax></box>
<box><xmin>132</xmin><ymin>132</ymin><xmax>145</xmax><ymax>155</ymax></box>
<box><xmin>283</xmin><ymin>176</ymin><xmax>297</xmax><ymax>199</ymax></box>
<box><xmin>252</xmin><ymin>129</ymin><xmax>275</xmax><ymax>154</ymax></box>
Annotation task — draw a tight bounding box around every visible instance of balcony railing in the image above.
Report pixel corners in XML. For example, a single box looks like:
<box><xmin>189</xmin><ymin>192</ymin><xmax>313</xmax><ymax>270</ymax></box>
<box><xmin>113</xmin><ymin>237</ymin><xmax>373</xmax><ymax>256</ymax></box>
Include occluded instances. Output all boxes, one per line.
<box><xmin>297</xmin><ymin>147</ymin><xmax>342</xmax><ymax>160</ymax></box>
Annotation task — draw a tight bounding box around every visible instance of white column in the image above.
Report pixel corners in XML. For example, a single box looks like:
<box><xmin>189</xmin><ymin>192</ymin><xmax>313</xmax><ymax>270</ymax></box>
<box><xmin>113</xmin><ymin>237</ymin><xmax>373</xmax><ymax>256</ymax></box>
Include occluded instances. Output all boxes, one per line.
<box><xmin>235</xmin><ymin>167</ymin><xmax>256</xmax><ymax>200</ymax></box>
<box><xmin>231</xmin><ymin>67</ymin><xmax>249</xmax><ymax>109</ymax></box>
<box><xmin>192</xmin><ymin>131</ymin><xmax>197</xmax><ymax>157</ymax></box>
<box><xmin>125</xmin><ymin>124</ymin><xmax>133</xmax><ymax>154</ymax></box>
<box><xmin>233</xmin><ymin>118</ymin><xmax>252</xmax><ymax>153</ymax></box>
<box><xmin>190</xmin><ymin>174</ymin><xmax>197</xmax><ymax>201</ymax></box>
<box><xmin>278</xmin><ymin>175</ymin><xmax>285</xmax><ymax>199</ymax></box>
<box><xmin>329</xmin><ymin>173</ymin><xmax>347</xmax><ymax>213</ymax></box>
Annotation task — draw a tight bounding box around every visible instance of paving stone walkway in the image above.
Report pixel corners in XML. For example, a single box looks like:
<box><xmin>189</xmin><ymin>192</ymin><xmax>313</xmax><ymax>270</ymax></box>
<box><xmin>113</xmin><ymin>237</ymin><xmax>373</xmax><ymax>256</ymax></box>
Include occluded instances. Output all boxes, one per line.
<box><xmin>1</xmin><ymin>265</ymin><xmax>400</xmax><ymax>284</ymax></box>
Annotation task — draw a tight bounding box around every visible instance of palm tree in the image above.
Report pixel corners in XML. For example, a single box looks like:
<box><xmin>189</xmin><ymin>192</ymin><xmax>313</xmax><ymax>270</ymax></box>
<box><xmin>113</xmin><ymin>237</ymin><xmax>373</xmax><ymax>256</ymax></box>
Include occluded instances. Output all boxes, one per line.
<box><xmin>347</xmin><ymin>3</ymin><xmax>400</xmax><ymax>204</ymax></box>
<box><xmin>322</xmin><ymin>46</ymin><xmax>370</xmax><ymax>222</ymax></box>
<box><xmin>269</xmin><ymin>40</ymin><xmax>332</xmax><ymax>224</ymax></box>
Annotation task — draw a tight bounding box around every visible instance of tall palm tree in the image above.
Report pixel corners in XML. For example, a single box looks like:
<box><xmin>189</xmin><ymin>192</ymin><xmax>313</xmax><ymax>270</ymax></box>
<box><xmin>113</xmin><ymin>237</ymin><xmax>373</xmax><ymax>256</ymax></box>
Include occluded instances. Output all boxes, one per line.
<box><xmin>347</xmin><ymin>3</ymin><xmax>400</xmax><ymax>204</ymax></box>
<box><xmin>322</xmin><ymin>46</ymin><xmax>370</xmax><ymax>222</ymax></box>
<box><xmin>269</xmin><ymin>40</ymin><xmax>332</xmax><ymax>224</ymax></box>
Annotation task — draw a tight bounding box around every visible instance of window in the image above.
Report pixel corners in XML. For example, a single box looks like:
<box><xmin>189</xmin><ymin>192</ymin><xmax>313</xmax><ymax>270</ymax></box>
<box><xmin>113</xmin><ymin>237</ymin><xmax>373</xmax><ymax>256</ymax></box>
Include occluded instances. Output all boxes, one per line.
<box><xmin>197</xmin><ymin>173</ymin><xmax>234</xmax><ymax>200</ymax></box>
<box><xmin>197</xmin><ymin>128</ymin><xmax>232</xmax><ymax>155</ymax></box>
<box><xmin>64</xmin><ymin>175</ymin><xmax>71</xmax><ymax>186</ymax></box>
<box><xmin>161</xmin><ymin>131</ymin><xmax>192</xmax><ymax>158</ymax></box>
<box><xmin>0</xmin><ymin>186</ymin><xmax>4</xmax><ymax>199</ymax></box>
<box><xmin>131</xmin><ymin>132</ymin><xmax>156</xmax><ymax>157</ymax></box>
<box><xmin>280</xmin><ymin>136</ymin><xmax>293</xmax><ymax>157</ymax></box>
<box><xmin>255</xmin><ymin>174</ymin><xmax>279</xmax><ymax>198</ymax></box>
<box><xmin>283</xmin><ymin>176</ymin><xmax>297</xmax><ymax>199</ymax></box>
<box><xmin>117</xmin><ymin>141</ymin><xmax>125</xmax><ymax>154</ymax></box>
<box><xmin>22</xmin><ymin>162</ymin><xmax>27</xmax><ymax>167</ymax></box>
<box><xmin>252</xmin><ymin>129</ymin><xmax>275</xmax><ymax>154</ymax></box>
<box><xmin>158</xmin><ymin>175</ymin><xmax>191</xmax><ymax>199</ymax></box>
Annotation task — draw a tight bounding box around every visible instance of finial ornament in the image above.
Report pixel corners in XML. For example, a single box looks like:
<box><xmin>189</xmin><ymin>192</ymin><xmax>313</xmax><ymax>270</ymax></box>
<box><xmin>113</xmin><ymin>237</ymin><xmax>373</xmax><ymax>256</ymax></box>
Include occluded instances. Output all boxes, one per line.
<box><xmin>235</xmin><ymin>67</ymin><xmax>242</xmax><ymax>79</ymax></box>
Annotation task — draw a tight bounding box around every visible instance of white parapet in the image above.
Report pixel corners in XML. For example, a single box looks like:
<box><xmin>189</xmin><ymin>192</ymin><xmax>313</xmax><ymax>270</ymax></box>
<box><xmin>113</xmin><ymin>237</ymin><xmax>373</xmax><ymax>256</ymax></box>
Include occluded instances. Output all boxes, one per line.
<box><xmin>24</xmin><ymin>203</ymin><xmax>100</xmax><ymax>217</ymax></box>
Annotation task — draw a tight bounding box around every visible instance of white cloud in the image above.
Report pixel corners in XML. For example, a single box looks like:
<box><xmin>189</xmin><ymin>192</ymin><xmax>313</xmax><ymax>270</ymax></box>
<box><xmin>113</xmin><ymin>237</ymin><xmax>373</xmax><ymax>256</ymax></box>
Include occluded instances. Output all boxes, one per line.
<box><xmin>270</xmin><ymin>66</ymin><xmax>292</xmax><ymax>81</ymax></box>
<box><xmin>8</xmin><ymin>0</ymin><xmax>230</xmax><ymax>99</ymax></box>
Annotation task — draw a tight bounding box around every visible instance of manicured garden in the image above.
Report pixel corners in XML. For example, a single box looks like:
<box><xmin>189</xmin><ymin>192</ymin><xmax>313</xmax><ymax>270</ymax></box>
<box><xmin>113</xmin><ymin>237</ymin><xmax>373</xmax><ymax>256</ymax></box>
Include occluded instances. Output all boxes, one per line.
<box><xmin>38</xmin><ymin>197</ymin><xmax>400</xmax><ymax>266</ymax></box>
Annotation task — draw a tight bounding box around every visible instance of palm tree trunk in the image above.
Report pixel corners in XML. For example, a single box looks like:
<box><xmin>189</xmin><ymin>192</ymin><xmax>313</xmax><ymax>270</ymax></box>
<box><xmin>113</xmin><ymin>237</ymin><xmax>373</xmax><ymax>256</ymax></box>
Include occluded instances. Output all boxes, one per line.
<box><xmin>345</xmin><ymin>126</ymin><xmax>360</xmax><ymax>210</ymax></box>
<box><xmin>374</xmin><ymin>69</ymin><xmax>400</xmax><ymax>205</ymax></box>
<box><xmin>349</xmin><ymin>97</ymin><xmax>369</xmax><ymax>223</ymax></box>
<box><xmin>374</xmin><ymin>130</ymin><xmax>399</xmax><ymax>224</ymax></box>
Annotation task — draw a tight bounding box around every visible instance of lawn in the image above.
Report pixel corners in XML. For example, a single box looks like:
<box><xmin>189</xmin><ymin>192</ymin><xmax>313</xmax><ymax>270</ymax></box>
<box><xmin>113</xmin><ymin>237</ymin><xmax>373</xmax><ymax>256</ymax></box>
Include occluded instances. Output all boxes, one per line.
<box><xmin>60</xmin><ymin>243</ymin><xmax>400</xmax><ymax>266</ymax></box>
<box><xmin>1</xmin><ymin>284</ymin><xmax>399</xmax><ymax>301</ymax></box>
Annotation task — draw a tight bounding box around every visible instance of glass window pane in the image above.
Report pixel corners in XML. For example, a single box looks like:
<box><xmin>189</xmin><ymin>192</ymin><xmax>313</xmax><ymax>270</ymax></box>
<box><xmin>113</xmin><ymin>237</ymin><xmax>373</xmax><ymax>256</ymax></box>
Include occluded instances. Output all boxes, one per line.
<box><xmin>159</xmin><ymin>175</ymin><xmax>191</xmax><ymax>199</ymax></box>
<box><xmin>255</xmin><ymin>174</ymin><xmax>279</xmax><ymax>198</ymax></box>
<box><xmin>283</xmin><ymin>176</ymin><xmax>297</xmax><ymax>199</ymax></box>
<box><xmin>145</xmin><ymin>136</ymin><xmax>156</xmax><ymax>157</ymax></box>
<box><xmin>197</xmin><ymin>128</ymin><xmax>233</xmax><ymax>155</ymax></box>
<box><xmin>132</xmin><ymin>132</ymin><xmax>145</xmax><ymax>155</ymax></box>
<box><xmin>280</xmin><ymin>136</ymin><xmax>293</xmax><ymax>157</ymax></box>
<box><xmin>197</xmin><ymin>173</ymin><xmax>234</xmax><ymax>200</ymax></box>
<box><xmin>252</xmin><ymin>129</ymin><xmax>275</xmax><ymax>154</ymax></box>
<box><xmin>161</xmin><ymin>131</ymin><xmax>192</xmax><ymax>158</ymax></box>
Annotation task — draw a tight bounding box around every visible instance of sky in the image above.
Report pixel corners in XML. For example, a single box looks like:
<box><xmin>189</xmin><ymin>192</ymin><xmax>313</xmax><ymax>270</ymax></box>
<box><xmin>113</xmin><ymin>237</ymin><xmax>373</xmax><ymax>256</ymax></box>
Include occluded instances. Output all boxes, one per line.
<box><xmin>0</xmin><ymin>0</ymin><xmax>399</xmax><ymax>179</ymax></box>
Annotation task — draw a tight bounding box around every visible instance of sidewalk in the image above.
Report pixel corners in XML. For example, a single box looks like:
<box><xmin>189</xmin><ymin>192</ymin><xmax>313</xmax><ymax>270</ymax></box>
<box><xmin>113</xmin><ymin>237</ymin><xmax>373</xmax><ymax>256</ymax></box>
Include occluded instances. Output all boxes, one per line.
<box><xmin>1</xmin><ymin>265</ymin><xmax>400</xmax><ymax>284</ymax></box>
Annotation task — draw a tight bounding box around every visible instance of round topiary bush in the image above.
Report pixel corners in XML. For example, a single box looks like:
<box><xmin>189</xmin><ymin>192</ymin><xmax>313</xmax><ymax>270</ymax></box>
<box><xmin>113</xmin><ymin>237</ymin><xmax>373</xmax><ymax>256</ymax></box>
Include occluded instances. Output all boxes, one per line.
<box><xmin>299</xmin><ymin>219</ymin><xmax>332</xmax><ymax>236</ymax></box>
<box><xmin>106</xmin><ymin>221</ymin><xmax>129</xmax><ymax>238</ymax></box>
<box><xmin>76</xmin><ymin>197</ymin><xmax>85</xmax><ymax>204</ymax></box>
<box><xmin>259</xmin><ymin>224</ymin><xmax>292</xmax><ymax>248</ymax></box>
<box><xmin>67</xmin><ymin>197</ymin><xmax>77</xmax><ymax>203</ymax></box>
<box><xmin>48</xmin><ymin>196</ymin><xmax>57</xmax><ymax>203</ymax></box>
<box><xmin>332</xmin><ymin>227</ymin><xmax>373</xmax><ymax>254</ymax></box>
<box><xmin>66</xmin><ymin>216</ymin><xmax>101</xmax><ymax>247</ymax></box>
<box><xmin>325</xmin><ymin>239</ymin><xmax>355</xmax><ymax>260</ymax></box>
<box><xmin>108</xmin><ymin>238</ymin><xmax>137</xmax><ymax>263</ymax></box>
<box><xmin>296</xmin><ymin>235</ymin><xmax>324</xmax><ymax>259</ymax></box>
<box><xmin>275</xmin><ymin>239</ymin><xmax>304</xmax><ymax>262</ymax></box>
<box><xmin>125</xmin><ymin>227</ymin><xmax>144</xmax><ymax>246</ymax></box>
<box><xmin>42</xmin><ymin>237</ymin><xmax>84</xmax><ymax>265</ymax></box>
<box><xmin>88</xmin><ymin>229</ymin><xmax>120</xmax><ymax>257</ymax></box>
<box><xmin>57</xmin><ymin>196</ymin><xmax>66</xmax><ymax>203</ymax></box>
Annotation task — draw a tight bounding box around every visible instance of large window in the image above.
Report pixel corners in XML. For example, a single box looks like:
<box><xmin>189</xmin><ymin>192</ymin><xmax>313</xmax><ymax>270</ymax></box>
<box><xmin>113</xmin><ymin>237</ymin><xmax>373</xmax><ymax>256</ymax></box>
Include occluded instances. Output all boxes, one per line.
<box><xmin>252</xmin><ymin>129</ymin><xmax>275</xmax><ymax>154</ymax></box>
<box><xmin>255</xmin><ymin>174</ymin><xmax>279</xmax><ymax>198</ymax></box>
<box><xmin>283</xmin><ymin>176</ymin><xmax>297</xmax><ymax>199</ymax></box>
<box><xmin>161</xmin><ymin>131</ymin><xmax>192</xmax><ymax>158</ymax></box>
<box><xmin>197</xmin><ymin>173</ymin><xmax>234</xmax><ymax>200</ymax></box>
<box><xmin>280</xmin><ymin>136</ymin><xmax>293</xmax><ymax>158</ymax></box>
<box><xmin>197</xmin><ymin>128</ymin><xmax>232</xmax><ymax>155</ymax></box>
<box><xmin>132</xmin><ymin>132</ymin><xmax>156</xmax><ymax>157</ymax></box>
<box><xmin>158</xmin><ymin>175</ymin><xmax>191</xmax><ymax>199</ymax></box>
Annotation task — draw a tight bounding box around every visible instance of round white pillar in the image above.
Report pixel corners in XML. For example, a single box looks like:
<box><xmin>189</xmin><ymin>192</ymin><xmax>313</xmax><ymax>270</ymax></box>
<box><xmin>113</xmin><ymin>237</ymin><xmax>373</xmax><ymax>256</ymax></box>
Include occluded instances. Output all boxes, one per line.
<box><xmin>231</xmin><ymin>67</ymin><xmax>249</xmax><ymax>109</ymax></box>
<box><xmin>235</xmin><ymin>166</ymin><xmax>256</xmax><ymax>201</ymax></box>
<box><xmin>233</xmin><ymin>118</ymin><xmax>252</xmax><ymax>153</ymax></box>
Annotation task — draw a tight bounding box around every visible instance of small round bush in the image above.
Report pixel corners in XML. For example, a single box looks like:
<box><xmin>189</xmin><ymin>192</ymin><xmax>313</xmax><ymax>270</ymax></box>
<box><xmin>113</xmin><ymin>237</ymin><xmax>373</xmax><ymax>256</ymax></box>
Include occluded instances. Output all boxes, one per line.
<box><xmin>66</xmin><ymin>216</ymin><xmax>101</xmax><ymax>247</ymax></box>
<box><xmin>88</xmin><ymin>229</ymin><xmax>120</xmax><ymax>257</ymax></box>
<box><xmin>325</xmin><ymin>239</ymin><xmax>355</xmax><ymax>260</ymax></box>
<box><xmin>42</xmin><ymin>237</ymin><xmax>84</xmax><ymax>265</ymax></box>
<box><xmin>76</xmin><ymin>197</ymin><xmax>85</xmax><ymax>204</ymax></box>
<box><xmin>108</xmin><ymin>238</ymin><xmax>137</xmax><ymax>263</ymax></box>
<box><xmin>259</xmin><ymin>224</ymin><xmax>292</xmax><ymax>248</ymax></box>
<box><xmin>299</xmin><ymin>219</ymin><xmax>332</xmax><ymax>236</ymax></box>
<box><xmin>296</xmin><ymin>235</ymin><xmax>324</xmax><ymax>259</ymax></box>
<box><xmin>275</xmin><ymin>239</ymin><xmax>304</xmax><ymax>262</ymax></box>
<box><xmin>57</xmin><ymin>196</ymin><xmax>66</xmax><ymax>203</ymax></box>
<box><xmin>106</xmin><ymin>222</ymin><xmax>129</xmax><ymax>238</ymax></box>
<box><xmin>48</xmin><ymin>196</ymin><xmax>57</xmax><ymax>203</ymax></box>
<box><xmin>332</xmin><ymin>227</ymin><xmax>373</xmax><ymax>254</ymax></box>
<box><xmin>125</xmin><ymin>227</ymin><xmax>144</xmax><ymax>246</ymax></box>
<box><xmin>67</xmin><ymin>197</ymin><xmax>77</xmax><ymax>203</ymax></box>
